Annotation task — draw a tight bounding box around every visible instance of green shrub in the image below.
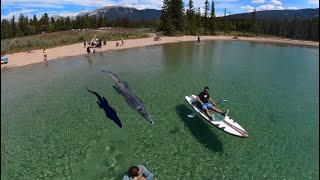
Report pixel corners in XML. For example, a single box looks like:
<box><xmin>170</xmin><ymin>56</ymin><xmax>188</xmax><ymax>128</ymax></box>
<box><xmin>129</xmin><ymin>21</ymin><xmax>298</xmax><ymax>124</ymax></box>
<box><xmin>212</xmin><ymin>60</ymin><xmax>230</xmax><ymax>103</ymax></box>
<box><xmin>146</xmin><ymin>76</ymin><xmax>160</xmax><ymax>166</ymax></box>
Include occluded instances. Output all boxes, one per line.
<box><xmin>1</xmin><ymin>28</ymin><xmax>151</xmax><ymax>56</ymax></box>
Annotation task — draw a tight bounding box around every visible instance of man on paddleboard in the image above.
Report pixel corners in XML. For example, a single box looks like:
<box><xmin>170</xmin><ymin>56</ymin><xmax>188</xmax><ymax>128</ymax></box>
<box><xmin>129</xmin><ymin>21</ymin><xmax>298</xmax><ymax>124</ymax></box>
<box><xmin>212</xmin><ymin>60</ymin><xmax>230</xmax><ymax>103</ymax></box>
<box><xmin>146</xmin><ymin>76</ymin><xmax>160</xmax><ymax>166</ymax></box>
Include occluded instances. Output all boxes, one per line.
<box><xmin>196</xmin><ymin>86</ymin><xmax>228</xmax><ymax>121</ymax></box>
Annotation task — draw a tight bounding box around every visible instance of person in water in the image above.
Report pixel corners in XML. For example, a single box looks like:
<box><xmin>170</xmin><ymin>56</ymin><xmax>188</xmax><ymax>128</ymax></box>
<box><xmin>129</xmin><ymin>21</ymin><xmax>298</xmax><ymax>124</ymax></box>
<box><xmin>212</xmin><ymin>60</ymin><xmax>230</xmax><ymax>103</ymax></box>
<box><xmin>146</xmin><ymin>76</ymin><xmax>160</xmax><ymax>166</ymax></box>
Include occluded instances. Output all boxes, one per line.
<box><xmin>196</xmin><ymin>86</ymin><xmax>228</xmax><ymax>121</ymax></box>
<box><xmin>43</xmin><ymin>48</ymin><xmax>47</xmax><ymax>61</ymax></box>
<box><xmin>122</xmin><ymin>165</ymin><xmax>154</xmax><ymax>180</ymax></box>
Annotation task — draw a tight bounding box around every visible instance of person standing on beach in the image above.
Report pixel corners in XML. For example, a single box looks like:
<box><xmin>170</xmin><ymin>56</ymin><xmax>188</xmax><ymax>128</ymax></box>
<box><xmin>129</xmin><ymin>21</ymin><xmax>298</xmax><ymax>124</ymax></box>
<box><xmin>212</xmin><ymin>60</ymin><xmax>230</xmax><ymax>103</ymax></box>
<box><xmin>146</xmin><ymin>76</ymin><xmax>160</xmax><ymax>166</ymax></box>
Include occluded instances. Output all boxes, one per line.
<box><xmin>43</xmin><ymin>49</ymin><xmax>47</xmax><ymax>61</ymax></box>
<box><xmin>197</xmin><ymin>36</ymin><xmax>200</xmax><ymax>44</ymax></box>
<box><xmin>121</xmin><ymin>38</ymin><xmax>124</xmax><ymax>46</ymax></box>
<box><xmin>122</xmin><ymin>165</ymin><xmax>154</xmax><ymax>180</ymax></box>
<box><xmin>87</xmin><ymin>46</ymin><xmax>90</xmax><ymax>54</ymax></box>
<box><xmin>84</xmin><ymin>41</ymin><xmax>86</xmax><ymax>47</ymax></box>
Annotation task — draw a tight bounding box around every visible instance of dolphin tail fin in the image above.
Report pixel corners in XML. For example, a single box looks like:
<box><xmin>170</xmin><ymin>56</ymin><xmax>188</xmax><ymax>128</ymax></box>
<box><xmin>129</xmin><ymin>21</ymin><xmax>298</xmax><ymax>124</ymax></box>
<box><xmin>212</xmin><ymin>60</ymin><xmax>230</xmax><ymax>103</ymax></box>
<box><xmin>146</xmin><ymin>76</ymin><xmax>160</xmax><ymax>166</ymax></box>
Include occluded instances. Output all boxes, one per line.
<box><xmin>101</xmin><ymin>69</ymin><xmax>107</xmax><ymax>73</ymax></box>
<box><xmin>97</xmin><ymin>101</ymin><xmax>102</xmax><ymax>108</ymax></box>
<box><xmin>86</xmin><ymin>87</ymin><xmax>92</xmax><ymax>93</ymax></box>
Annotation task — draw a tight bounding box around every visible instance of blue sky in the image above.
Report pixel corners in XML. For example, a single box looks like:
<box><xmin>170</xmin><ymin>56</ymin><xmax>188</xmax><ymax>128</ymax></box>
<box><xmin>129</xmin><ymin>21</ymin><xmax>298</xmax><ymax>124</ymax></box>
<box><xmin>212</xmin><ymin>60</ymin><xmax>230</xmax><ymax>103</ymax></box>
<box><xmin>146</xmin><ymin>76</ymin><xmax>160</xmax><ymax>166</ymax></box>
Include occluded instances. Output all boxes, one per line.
<box><xmin>1</xmin><ymin>0</ymin><xmax>319</xmax><ymax>20</ymax></box>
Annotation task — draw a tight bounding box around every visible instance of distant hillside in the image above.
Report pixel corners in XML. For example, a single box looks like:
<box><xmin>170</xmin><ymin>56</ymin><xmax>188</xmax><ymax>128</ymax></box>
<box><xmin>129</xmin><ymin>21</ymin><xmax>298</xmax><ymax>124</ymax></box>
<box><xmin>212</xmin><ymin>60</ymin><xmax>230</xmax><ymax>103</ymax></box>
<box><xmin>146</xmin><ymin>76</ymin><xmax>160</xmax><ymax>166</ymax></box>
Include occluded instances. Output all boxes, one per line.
<box><xmin>228</xmin><ymin>8</ymin><xmax>319</xmax><ymax>21</ymax></box>
<box><xmin>61</xmin><ymin>7</ymin><xmax>318</xmax><ymax>22</ymax></box>
<box><xmin>76</xmin><ymin>6</ymin><xmax>162</xmax><ymax>21</ymax></box>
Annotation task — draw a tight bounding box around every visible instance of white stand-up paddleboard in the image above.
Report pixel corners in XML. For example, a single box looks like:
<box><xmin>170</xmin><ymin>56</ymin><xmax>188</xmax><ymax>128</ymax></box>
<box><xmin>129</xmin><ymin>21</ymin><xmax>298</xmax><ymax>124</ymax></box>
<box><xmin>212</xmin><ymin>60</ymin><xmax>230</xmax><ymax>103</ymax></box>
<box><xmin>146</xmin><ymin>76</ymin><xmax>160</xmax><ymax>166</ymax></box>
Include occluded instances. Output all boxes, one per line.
<box><xmin>193</xmin><ymin>42</ymin><xmax>205</xmax><ymax>45</ymax></box>
<box><xmin>185</xmin><ymin>95</ymin><xmax>249</xmax><ymax>138</ymax></box>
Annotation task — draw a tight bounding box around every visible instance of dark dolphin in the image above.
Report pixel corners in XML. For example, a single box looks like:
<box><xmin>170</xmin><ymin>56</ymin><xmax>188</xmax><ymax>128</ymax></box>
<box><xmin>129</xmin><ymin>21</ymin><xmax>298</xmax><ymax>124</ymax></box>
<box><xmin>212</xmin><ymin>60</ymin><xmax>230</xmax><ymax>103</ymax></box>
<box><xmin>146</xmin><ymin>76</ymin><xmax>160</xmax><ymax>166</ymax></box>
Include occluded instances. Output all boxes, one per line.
<box><xmin>103</xmin><ymin>70</ymin><xmax>154</xmax><ymax>124</ymax></box>
<box><xmin>87</xmin><ymin>88</ymin><xmax>123</xmax><ymax>128</ymax></box>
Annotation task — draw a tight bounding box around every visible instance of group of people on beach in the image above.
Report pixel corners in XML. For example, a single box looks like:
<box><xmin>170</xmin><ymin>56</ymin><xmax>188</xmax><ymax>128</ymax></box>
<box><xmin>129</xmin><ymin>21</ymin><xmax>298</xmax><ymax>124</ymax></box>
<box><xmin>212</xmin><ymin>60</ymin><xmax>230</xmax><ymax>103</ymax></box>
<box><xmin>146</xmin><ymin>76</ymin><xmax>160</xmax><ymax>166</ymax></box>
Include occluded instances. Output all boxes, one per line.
<box><xmin>84</xmin><ymin>37</ymin><xmax>124</xmax><ymax>53</ymax></box>
<box><xmin>116</xmin><ymin>38</ymin><xmax>124</xmax><ymax>47</ymax></box>
<box><xmin>40</xmin><ymin>37</ymin><xmax>128</xmax><ymax>62</ymax></box>
<box><xmin>87</xmin><ymin>46</ymin><xmax>96</xmax><ymax>54</ymax></box>
<box><xmin>84</xmin><ymin>39</ymin><xmax>106</xmax><ymax>48</ymax></box>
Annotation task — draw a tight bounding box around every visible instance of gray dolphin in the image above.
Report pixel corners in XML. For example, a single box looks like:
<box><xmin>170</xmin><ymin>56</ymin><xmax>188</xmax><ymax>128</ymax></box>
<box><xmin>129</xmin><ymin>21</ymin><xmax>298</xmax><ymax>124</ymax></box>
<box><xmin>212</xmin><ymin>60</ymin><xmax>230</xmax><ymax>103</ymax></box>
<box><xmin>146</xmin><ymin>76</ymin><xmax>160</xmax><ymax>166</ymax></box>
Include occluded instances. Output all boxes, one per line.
<box><xmin>103</xmin><ymin>70</ymin><xmax>154</xmax><ymax>125</ymax></box>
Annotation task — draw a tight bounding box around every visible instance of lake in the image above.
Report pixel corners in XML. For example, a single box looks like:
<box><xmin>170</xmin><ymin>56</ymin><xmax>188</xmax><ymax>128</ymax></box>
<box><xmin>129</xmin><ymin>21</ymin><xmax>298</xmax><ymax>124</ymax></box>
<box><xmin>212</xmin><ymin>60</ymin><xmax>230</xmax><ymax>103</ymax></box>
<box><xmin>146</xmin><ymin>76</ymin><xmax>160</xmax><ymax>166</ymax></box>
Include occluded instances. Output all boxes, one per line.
<box><xmin>1</xmin><ymin>40</ymin><xmax>319</xmax><ymax>179</ymax></box>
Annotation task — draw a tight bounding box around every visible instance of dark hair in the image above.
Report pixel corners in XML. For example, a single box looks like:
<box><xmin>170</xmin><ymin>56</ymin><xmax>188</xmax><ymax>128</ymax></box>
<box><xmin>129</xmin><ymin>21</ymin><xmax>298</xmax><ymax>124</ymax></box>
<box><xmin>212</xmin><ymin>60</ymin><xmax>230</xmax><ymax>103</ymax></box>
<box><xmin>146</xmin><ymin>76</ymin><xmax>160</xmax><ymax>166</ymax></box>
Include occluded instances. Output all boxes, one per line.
<box><xmin>204</xmin><ymin>86</ymin><xmax>209</xmax><ymax>90</ymax></box>
<box><xmin>128</xmin><ymin>166</ymin><xmax>139</xmax><ymax>177</ymax></box>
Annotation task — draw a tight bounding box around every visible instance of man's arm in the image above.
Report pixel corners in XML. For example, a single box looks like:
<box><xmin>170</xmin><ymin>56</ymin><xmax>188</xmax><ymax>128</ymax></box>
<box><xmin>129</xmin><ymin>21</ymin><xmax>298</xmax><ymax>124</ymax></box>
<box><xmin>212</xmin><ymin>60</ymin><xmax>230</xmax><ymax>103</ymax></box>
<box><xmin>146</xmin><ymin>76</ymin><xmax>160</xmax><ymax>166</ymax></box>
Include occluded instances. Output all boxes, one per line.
<box><xmin>209</xmin><ymin>98</ymin><xmax>216</xmax><ymax>106</ymax></box>
<box><xmin>122</xmin><ymin>174</ymin><xmax>130</xmax><ymax>180</ymax></box>
<box><xmin>139</xmin><ymin>165</ymin><xmax>154</xmax><ymax>180</ymax></box>
<box><xmin>196</xmin><ymin>96</ymin><xmax>204</xmax><ymax>105</ymax></box>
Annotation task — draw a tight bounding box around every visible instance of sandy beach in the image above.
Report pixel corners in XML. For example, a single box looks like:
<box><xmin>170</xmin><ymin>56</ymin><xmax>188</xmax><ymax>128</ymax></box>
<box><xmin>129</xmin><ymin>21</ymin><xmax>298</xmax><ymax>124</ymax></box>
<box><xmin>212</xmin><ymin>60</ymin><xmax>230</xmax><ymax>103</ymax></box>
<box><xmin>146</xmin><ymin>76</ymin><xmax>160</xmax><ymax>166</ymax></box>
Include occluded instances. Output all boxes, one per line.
<box><xmin>1</xmin><ymin>34</ymin><xmax>318</xmax><ymax>69</ymax></box>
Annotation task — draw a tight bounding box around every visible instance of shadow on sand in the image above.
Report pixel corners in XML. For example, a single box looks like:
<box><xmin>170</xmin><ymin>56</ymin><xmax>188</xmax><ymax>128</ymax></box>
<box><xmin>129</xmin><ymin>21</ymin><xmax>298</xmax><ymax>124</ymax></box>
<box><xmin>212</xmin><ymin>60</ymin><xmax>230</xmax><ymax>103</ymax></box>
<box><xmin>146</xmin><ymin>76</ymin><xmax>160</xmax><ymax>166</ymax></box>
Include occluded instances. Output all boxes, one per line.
<box><xmin>175</xmin><ymin>104</ymin><xmax>224</xmax><ymax>153</ymax></box>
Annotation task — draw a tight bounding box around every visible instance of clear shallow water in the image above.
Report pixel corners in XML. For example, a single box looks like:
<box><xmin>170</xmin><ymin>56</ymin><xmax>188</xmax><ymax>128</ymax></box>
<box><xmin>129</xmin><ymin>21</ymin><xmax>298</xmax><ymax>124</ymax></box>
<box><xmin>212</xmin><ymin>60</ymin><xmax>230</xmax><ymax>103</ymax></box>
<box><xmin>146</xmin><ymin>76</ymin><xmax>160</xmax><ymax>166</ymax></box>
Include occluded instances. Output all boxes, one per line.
<box><xmin>1</xmin><ymin>41</ymin><xmax>319</xmax><ymax>179</ymax></box>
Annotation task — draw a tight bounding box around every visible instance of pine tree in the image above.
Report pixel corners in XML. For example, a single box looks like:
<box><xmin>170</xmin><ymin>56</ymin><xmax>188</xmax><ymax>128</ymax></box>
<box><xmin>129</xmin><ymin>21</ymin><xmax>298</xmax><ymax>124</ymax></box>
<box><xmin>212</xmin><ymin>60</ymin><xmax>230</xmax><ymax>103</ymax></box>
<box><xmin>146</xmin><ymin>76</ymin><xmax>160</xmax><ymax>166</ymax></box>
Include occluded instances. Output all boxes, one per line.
<box><xmin>210</xmin><ymin>0</ymin><xmax>216</xmax><ymax>34</ymax></box>
<box><xmin>98</xmin><ymin>15</ymin><xmax>104</xmax><ymax>28</ymax></box>
<box><xmin>204</xmin><ymin>0</ymin><xmax>210</xmax><ymax>33</ymax></box>
<box><xmin>170</xmin><ymin>0</ymin><xmax>184</xmax><ymax>33</ymax></box>
<box><xmin>160</xmin><ymin>0</ymin><xmax>176</xmax><ymax>35</ymax></box>
<box><xmin>65</xmin><ymin>17</ymin><xmax>71</xmax><ymax>30</ymax></box>
<box><xmin>39</xmin><ymin>13</ymin><xmax>49</xmax><ymax>32</ymax></box>
<box><xmin>18</xmin><ymin>14</ymin><xmax>29</xmax><ymax>36</ymax></box>
<box><xmin>310</xmin><ymin>17</ymin><xmax>319</xmax><ymax>41</ymax></box>
<box><xmin>31</xmin><ymin>15</ymin><xmax>40</xmax><ymax>33</ymax></box>
<box><xmin>186</xmin><ymin>0</ymin><xmax>196</xmax><ymax>34</ymax></box>
<box><xmin>251</xmin><ymin>8</ymin><xmax>259</xmax><ymax>35</ymax></box>
<box><xmin>50</xmin><ymin>17</ymin><xmax>56</xmax><ymax>32</ymax></box>
<box><xmin>195</xmin><ymin>7</ymin><xmax>201</xmax><ymax>33</ymax></box>
<box><xmin>11</xmin><ymin>15</ymin><xmax>16</xmax><ymax>37</ymax></box>
<box><xmin>83</xmin><ymin>15</ymin><xmax>91</xmax><ymax>29</ymax></box>
<box><xmin>223</xmin><ymin>8</ymin><xmax>229</xmax><ymax>34</ymax></box>
<box><xmin>1</xmin><ymin>19</ymin><xmax>12</xmax><ymax>39</ymax></box>
<box><xmin>56</xmin><ymin>18</ymin><xmax>63</xmax><ymax>31</ymax></box>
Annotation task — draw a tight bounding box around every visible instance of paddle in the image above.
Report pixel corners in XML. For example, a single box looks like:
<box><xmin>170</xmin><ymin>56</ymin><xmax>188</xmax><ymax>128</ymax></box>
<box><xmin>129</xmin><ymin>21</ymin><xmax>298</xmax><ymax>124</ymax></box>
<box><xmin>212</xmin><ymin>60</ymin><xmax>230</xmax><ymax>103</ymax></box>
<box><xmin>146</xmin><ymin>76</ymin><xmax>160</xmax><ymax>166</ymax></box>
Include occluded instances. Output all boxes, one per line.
<box><xmin>187</xmin><ymin>99</ymin><xmax>227</xmax><ymax>118</ymax></box>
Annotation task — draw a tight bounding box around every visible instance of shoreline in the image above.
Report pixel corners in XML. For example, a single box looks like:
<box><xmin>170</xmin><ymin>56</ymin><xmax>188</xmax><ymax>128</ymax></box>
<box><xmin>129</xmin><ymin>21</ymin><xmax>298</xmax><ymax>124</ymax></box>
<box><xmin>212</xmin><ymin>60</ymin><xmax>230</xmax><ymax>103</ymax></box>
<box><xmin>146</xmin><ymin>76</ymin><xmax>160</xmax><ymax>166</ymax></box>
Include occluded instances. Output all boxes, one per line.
<box><xmin>1</xmin><ymin>34</ymin><xmax>319</xmax><ymax>69</ymax></box>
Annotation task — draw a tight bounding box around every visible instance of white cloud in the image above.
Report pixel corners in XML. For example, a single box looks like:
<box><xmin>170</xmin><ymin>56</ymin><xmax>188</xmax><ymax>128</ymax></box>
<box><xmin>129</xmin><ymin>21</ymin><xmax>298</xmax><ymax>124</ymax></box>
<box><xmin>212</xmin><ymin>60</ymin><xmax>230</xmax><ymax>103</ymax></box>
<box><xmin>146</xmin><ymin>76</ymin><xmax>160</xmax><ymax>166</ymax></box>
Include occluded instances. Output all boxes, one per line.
<box><xmin>1</xmin><ymin>8</ymin><xmax>37</xmax><ymax>20</ymax></box>
<box><xmin>215</xmin><ymin>13</ymin><xmax>224</xmax><ymax>17</ymax></box>
<box><xmin>1</xmin><ymin>0</ymin><xmax>109</xmax><ymax>7</ymax></box>
<box><xmin>215</xmin><ymin>0</ymin><xmax>239</xmax><ymax>2</ymax></box>
<box><xmin>8</xmin><ymin>3</ymin><xmax>65</xmax><ymax>9</ymax></box>
<box><xmin>256</xmin><ymin>3</ymin><xmax>284</xmax><ymax>10</ymax></box>
<box><xmin>241</xmin><ymin>5</ymin><xmax>255</xmax><ymax>12</ymax></box>
<box><xmin>308</xmin><ymin>0</ymin><xmax>319</xmax><ymax>6</ymax></box>
<box><xmin>118</xmin><ymin>0</ymin><xmax>163</xmax><ymax>9</ymax></box>
<box><xmin>271</xmin><ymin>0</ymin><xmax>282</xmax><ymax>5</ymax></box>
<box><xmin>287</xmin><ymin>6</ymin><xmax>298</xmax><ymax>10</ymax></box>
<box><xmin>275</xmin><ymin>6</ymin><xmax>284</xmax><ymax>10</ymax></box>
<box><xmin>2</xmin><ymin>0</ymin><xmax>122</xmax><ymax>8</ymax></box>
<box><xmin>216</xmin><ymin>12</ymin><xmax>231</xmax><ymax>17</ymax></box>
<box><xmin>52</xmin><ymin>11</ymin><xmax>79</xmax><ymax>17</ymax></box>
<box><xmin>1</xmin><ymin>0</ymin><xmax>164</xmax><ymax>20</ymax></box>
<box><xmin>252</xmin><ymin>0</ymin><xmax>265</xmax><ymax>4</ymax></box>
<box><xmin>256</xmin><ymin>4</ymin><xmax>275</xmax><ymax>10</ymax></box>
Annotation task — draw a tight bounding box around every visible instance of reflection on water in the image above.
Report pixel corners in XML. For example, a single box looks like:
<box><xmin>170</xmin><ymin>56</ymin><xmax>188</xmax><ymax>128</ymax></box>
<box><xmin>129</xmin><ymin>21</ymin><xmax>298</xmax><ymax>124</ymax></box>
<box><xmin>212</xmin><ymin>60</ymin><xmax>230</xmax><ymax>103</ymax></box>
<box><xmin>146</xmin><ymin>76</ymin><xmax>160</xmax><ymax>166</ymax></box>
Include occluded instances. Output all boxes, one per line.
<box><xmin>44</xmin><ymin>61</ymin><xmax>49</xmax><ymax>67</ymax></box>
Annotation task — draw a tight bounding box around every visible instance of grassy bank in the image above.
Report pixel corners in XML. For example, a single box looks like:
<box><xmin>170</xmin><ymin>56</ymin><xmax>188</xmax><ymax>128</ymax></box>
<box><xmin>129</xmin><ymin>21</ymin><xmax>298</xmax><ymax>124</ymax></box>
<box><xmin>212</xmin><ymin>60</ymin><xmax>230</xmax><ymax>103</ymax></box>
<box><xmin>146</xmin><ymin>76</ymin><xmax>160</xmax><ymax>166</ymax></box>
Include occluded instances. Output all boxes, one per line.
<box><xmin>1</xmin><ymin>28</ymin><xmax>153</xmax><ymax>56</ymax></box>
